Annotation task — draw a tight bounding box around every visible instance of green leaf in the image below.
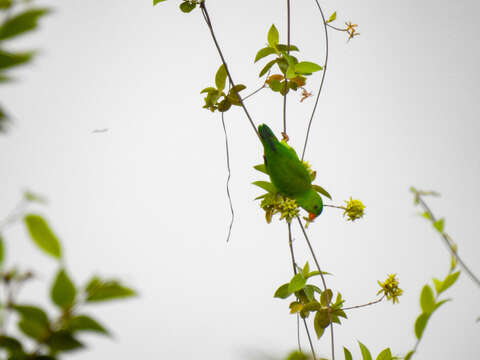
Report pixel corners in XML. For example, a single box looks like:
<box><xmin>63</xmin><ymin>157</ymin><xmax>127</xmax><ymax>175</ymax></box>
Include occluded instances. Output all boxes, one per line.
<box><xmin>420</xmin><ymin>285</ymin><xmax>435</xmax><ymax>314</ymax></box>
<box><xmin>288</xmin><ymin>273</ymin><xmax>306</xmax><ymax>293</ymax></box>
<box><xmin>254</xmin><ymin>47</ymin><xmax>277</xmax><ymax>62</ymax></box>
<box><xmin>0</xmin><ymin>0</ymin><xmax>12</xmax><ymax>10</ymax></box>
<box><xmin>259</xmin><ymin>58</ymin><xmax>277</xmax><ymax>77</ymax></box>
<box><xmin>267</xmin><ymin>24</ymin><xmax>279</xmax><ymax>47</ymax></box>
<box><xmin>433</xmin><ymin>218</ymin><xmax>444</xmax><ymax>233</ymax></box>
<box><xmin>285</xmin><ymin>65</ymin><xmax>296</xmax><ymax>79</ymax></box>
<box><xmin>438</xmin><ymin>271</ymin><xmax>460</xmax><ymax>294</ymax></box>
<box><xmin>414</xmin><ymin>313</ymin><xmax>429</xmax><ymax>339</ymax></box>
<box><xmin>343</xmin><ymin>347</ymin><xmax>353</xmax><ymax>360</ymax></box>
<box><xmin>303</xmin><ymin>285</ymin><xmax>315</xmax><ymax>302</ymax></box>
<box><xmin>85</xmin><ymin>276</ymin><xmax>136</xmax><ymax>302</ymax></box>
<box><xmin>358</xmin><ymin>341</ymin><xmax>373</xmax><ymax>360</ymax></box>
<box><xmin>68</xmin><ymin>315</ymin><xmax>108</xmax><ymax>335</ymax></box>
<box><xmin>302</xmin><ymin>262</ymin><xmax>310</xmax><ymax>277</ymax></box>
<box><xmin>276</xmin><ymin>44</ymin><xmax>299</xmax><ymax>52</ymax></box>
<box><xmin>274</xmin><ymin>283</ymin><xmax>292</xmax><ymax>299</ymax></box>
<box><xmin>421</xmin><ymin>211</ymin><xmax>431</xmax><ymax>220</ymax></box>
<box><xmin>404</xmin><ymin>350</ymin><xmax>415</xmax><ymax>360</ymax></box>
<box><xmin>46</xmin><ymin>331</ymin><xmax>83</xmax><ymax>352</ymax></box>
<box><xmin>268</xmin><ymin>79</ymin><xmax>283</xmax><ymax>92</ymax></box>
<box><xmin>227</xmin><ymin>84</ymin><xmax>246</xmax><ymax>105</ymax></box>
<box><xmin>312</xmin><ymin>185</ymin><xmax>332</xmax><ymax>200</ymax></box>
<box><xmin>0</xmin><ymin>49</ymin><xmax>34</xmax><ymax>70</ymax></box>
<box><xmin>153</xmin><ymin>0</ymin><xmax>166</xmax><ymax>5</ymax></box>
<box><xmin>320</xmin><ymin>289</ymin><xmax>333</xmax><ymax>306</ymax></box>
<box><xmin>252</xmin><ymin>181</ymin><xmax>276</xmax><ymax>193</ymax></box>
<box><xmin>0</xmin><ymin>335</ymin><xmax>23</xmax><ymax>355</ymax></box>
<box><xmin>215</xmin><ymin>64</ymin><xmax>227</xmax><ymax>91</ymax></box>
<box><xmin>432</xmin><ymin>278</ymin><xmax>442</xmax><ymax>294</ymax></box>
<box><xmin>0</xmin><ymin>8</ymin><xmax>50</xmax><ymax>41</ymax></box>
<box><xmin>24</xmin><ymin>190</ymin><xmax>47</xmax><ymax>204</ymax></box>
<box><xmin>433</xmin><ymin>298</ymin><xmax>451</xmax><ymax>312</ymax></box>
<box><xmin>253</xmin><ymin>164</ymin><xmax>268</xmax><ymax>174</ymax></box>
<box><xmin>0</xmin><ymin>234</ymin><xmax>4</xmax><ymax>266</ymax></box>
<box><xmin>376</xmin><ymin>348</ymin><xmax>392</xmax><ymax>360</ymax></box>
<box><xmin>294</xmin><ymin>61</ymin><xmax>323</xmax><ymax>74</ymax></box>
<box><xmin>313</xmin><ymin>312</ymin><xmax>326</xmax><ymax>339</ymax></box>
<box><xmin>24</xmin><ymin>214</ymin><xmax>62</xmax><ymax>259</ymax></box>
<box><xmin>179</xmin><ymin>1</ymin><xmax>196</xmax><ymax>13</ymax></box>
<box><xmin>51</xmin><ymin>268</ymin><xmax>76</xmax><ymax>309</ymax></box>
<box><xmin>200</xmin><ymin>87</ymin><xmax>218</xmax><ymax>94</ymax></box>
<box><xmin>14</xmin><ymin>305</ymin><xmax>49</xmax><ymax>325</ymax></box>
<box><xmin>18</xmin><ymin>319</ymin><xmax>49</xmax><ymax>341</ymax></box>
<box><xmin>326</xmin><ymin>11</ymin><xmax>337</xmax><ymax>23</ymax></box>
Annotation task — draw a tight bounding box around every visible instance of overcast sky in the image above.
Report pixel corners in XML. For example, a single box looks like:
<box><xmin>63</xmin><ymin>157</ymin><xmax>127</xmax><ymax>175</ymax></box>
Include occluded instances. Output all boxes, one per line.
<box><xmin>1</xmin><ymin>0</ymin><xmax>479</xmax><ymax>359</ymax></box>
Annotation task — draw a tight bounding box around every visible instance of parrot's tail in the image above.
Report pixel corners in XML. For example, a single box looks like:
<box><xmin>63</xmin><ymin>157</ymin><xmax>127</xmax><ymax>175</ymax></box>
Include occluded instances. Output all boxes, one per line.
<box><xmin>258</xmin><ymin>124</ymin><xmax>278</xmax><ymax>151</ymax></box>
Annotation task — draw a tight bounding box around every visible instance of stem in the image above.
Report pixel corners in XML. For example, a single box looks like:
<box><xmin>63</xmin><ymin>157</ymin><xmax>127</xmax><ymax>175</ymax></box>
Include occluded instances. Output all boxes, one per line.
<box><xmin>199</xmin><ymin>2</ymin><xmax>259</xmax><ymax>139</ymax></box>
<box><xmin>221</xmin><ymin>112</ymin><xmax>234</xmax><ymax>242</ymax></box>
<box><xmin>326</xmin><ymin>23</ymin><xmax>346</xmax><ymax>32</ymax></box>
<box><xmin>301</xmin><ymin>0</ymin><xmax>329</xmax><ymax>161</ymax></box>
<box><xmin>341</xmin><ymin>296</ymin><xmax>384</xmax><ymax>311</ymax></box>
<box><xmin>296</xmin><ymin>216</ymin><xmax>335</xmax><ymax>360</ymax></box>
<box><xmin>282</xmin><ymin>0</ymin><xmax>291</xmax><ymax>135</ymax></box>
<box><xmin>242</xmin><ymin>84</ymin><xmax>266</xmax><ymax>101</ymax></box>
<box><xmin>417</xmin><ymin>195</ymin><xmax>480</xmax><ymax>288</ymax></box>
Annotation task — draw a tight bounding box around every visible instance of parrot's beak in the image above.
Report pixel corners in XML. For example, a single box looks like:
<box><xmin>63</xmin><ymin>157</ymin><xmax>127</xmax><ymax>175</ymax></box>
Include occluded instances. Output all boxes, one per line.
<box><xmin>308</xmin><ymin>212</ymin><xmax>317</xmax><ymax>221</ymax></box>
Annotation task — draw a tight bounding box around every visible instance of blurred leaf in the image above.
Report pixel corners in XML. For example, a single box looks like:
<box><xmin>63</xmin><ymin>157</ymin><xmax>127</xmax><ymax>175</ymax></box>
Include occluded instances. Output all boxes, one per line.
<box><xmin>259</xmin><ymin>58</ymin><xmax>277</xmax><ymax>77</ymax></box>
<box><xmin>438</xmin><ymin>271</ymin><xmax>460</xmax><ymax>294</ymax></box>
<box><xmin>288</xmin><ymin>273</ymin><xmax>306</xmax><ymax>293</ymax></box>
<box><xmin>24</xmin><ymin>190</ymin><xmax>47</xmax><ymax>204</ymax></box>
<box><xmin>312</xmin><ymin>185</ymin><xmax>332</xmax><ymax>200</ymax></box>
<box><xmin>432</xmin><ymin>278</ymin><xmax>442</xmax><ymax>294</ymax></box>
<box><xmin>433</xmin><ymin>218</ymin><xmax>444</xmax><ymax>233</ymax></box>
<box><xmin>414</xmin><ymin>313</ymin><xmax>429</xmax><ymax>339</ymax></box>
<box><xmin>215</xmin><ymin>64</ymin><xmax>227</xmax><ymax>91</ymax></box>
<box><xmin>343</xmin><ymin>347</ymin><xmax>353</xmax><ymax>360</ymax></box>
<box><xmin>46</xmin><ymin>331</ymin><xmax>83</xmax><ymax>353</ymax></box>
<box><xmin>200</xmin><ymin>87</ymin><xmax>218</xmax><ymax>94</ymax></box>
<box><xmin>294</xmin><ymin>61</ymin><xmax>322</xmax><ymax>74</ymax></box>
<box><xmin>433</xmin><ymin>298</ymin><xmax>450</xmax><ymax>312</ymax></box>
<box><xmin>358</xmin><ymin>341</ymin><xmax>372</xmax><ymax>360</ymax></box>
<box><xmin>153</xmin><ymin>0</ymin><xmax>166</xmax><ymax>5</ymax></box>
<box><xmin>18</xmin><ymin>319</ymin><xmax>49</xmax><ymax>341</ymax></box>
<box><xmin>15</xmin><ymin>306</ymin><xmax>50</xmax><ymax>340</ymax></box>
<box><xmin>24</xmin><ymin>214</ymin><xmax>62</xmax><ymax>259</ymax></box>
<box><xmin>68</xmin><ymin>315</ymin><xmax>108</xmax><ymax>335</ymax></box>
<box><xmin>421</xmin><ymin>211</ymin><xmax>431</xmax><ymax>220</ymax></box>
<box><xmin>267</xmin><ymin>24</ymin><xmax>279</xmax><ymax>47</ymax></box>
<box><xmin>51</xmin><ymin>268</ymin><xmax>76</xmax><ymax>309</ymax></box>
<box><xmin>0</xmin><ymin>233</ymin><xmax>4</xmax><ymax>266</ymax></box>
<box><xmin>376</xmin><ymin>348</ymin><xmax>392</xmax><ymax>360</ymax></box>
<box><xmin>273</xmin><ymin>283</ymin><xmax>292</xmax><ymax>299</ymax></box>
<box><xmin>420</xmin><ymin>285</ymin><xmax>435</xmax><ymax>314</ymax></box>
<box><xmin>254</xmin><ymin>47</ymin><xmax>276</xmax><ymax>62</ymax></box>
<box><xmin>0</xmin><ymin>0</ymin><xmax>12</xmax><ymax>10</ymax></box>
<box><xmin>14</xmin><ymin>305</ymin><xmax>49</xmax><ymax>325</ymax></box>
<box><xmin>85</xmin><ymin>276</ymin><xmax>136</xmax><ymax>302</ymax></box>
<box><xmin>326</xmin><ymin>11</ymin><xmax>337</xmax><ymax>23</ymax></box>
<box><xmin>252</xmin><ymin>181</ymin><xmax>276</xmax><ymax>193</ymax></box>
<box><xmin>179</xmin><ymin>1</ymin><xmax>196</xmax><ymax>13</ymax></box>
<box><xmin>404</xmin><ymin>351</ymin><xmax>414</xmax><ymax>360</ymax></box>
<box><xmin>0</xmin><ymin>49</ymin><xmax>34</xmax><ymax>70</ymax></box>
<box><xmin>0</xmin><ymin>335</ymin><xmax>23</xmax><ymax>355</ymax></box>
<box><xmin>253</xmin><ymin>164</ymin><xmax>267</xmax><ymax>174</ymax></box>
<box><xmin>0</xmin><ymin>8</ymin><xmax>50</xmax><ymax>41</ymax></box>
<box><xmin>0</xmin><ymin>105</ymin><xmax>8</xmax><ymax>133</ymax></box>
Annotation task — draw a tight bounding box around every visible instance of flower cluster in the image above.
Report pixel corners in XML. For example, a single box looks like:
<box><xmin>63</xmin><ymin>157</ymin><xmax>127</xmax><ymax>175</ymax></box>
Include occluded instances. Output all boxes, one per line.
<box><xmin>342</xmin><ymin>197</ymin><xmax>365</xmax><ymax>221</ymax></box>
<box><xmin>377</xmin><ymin>274</ymin><xmax>403</xmax><ymax>304</ymax></box>
<box><xmin>301</xmin><ymin>161</ymin><xmax>316</xmax><ymax>181</ymax></box>
<box><xmin>260</xmin><ymin>193</ymin><xmax>299</xmax><ymax>224</ymax></box>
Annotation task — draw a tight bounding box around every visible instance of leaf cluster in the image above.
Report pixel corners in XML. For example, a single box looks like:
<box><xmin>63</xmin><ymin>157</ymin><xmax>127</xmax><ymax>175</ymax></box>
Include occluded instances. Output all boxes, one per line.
<box><xmin>255</xmin><ymin>24</ymin><xmax>322</xmax><ymax>96</ymax></box>
<box><xmin>201</xmin><ymin>64</ymin><xmax>246</xmax><ymax>113</ymax></box>
<box><xmin>343</xmin><ymin>342</ymin><xmax>394</xmax><ymax>360</ymax></box>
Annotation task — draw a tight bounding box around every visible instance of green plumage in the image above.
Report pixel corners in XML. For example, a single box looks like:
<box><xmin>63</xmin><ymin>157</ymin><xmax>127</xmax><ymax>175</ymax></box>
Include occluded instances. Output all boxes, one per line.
<box><xmin>258</xmin><ymin>124</ymin><xmax>323</xmax><ymax>218</ymax></box>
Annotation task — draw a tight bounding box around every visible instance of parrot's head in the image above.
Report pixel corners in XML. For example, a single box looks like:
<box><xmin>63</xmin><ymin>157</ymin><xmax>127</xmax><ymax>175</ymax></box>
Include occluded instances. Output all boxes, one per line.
<box><xmin>298</xmin><ymin>189</ymin><xmax>323</xmax><ymax>221</ymax></box>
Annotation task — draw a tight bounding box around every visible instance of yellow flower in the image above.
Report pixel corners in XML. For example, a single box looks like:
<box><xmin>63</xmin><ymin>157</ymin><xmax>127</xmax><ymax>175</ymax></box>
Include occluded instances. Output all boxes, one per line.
<box><xmin>377</xmin><ymin>274</ymin><xmax>403</xmax><ymax>304</ymax></box>
<box><xmin>343</xmin><ymin>197</ymin><xmax>365</xmax><ymax>221</ymax></box>
<box><xmin>345</xmin><ymin>21</ymin><xmax>359</xmax><ymax>40</ymax></box>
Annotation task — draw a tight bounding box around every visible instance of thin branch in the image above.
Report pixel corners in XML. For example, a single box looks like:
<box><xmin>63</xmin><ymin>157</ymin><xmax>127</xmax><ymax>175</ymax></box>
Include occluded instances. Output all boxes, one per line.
<box><xmin>296</xmin><ymin>216</ymin><xmax>335</xmax><ymax>360</ymax></box>
<box><xmin>282</xmin><ymin>0</ymin><xmax>291</xmax><ymax>135</ymax></box>
<box><xmin>416</xmin><ymin>194</ymin><xmax>480</xmax><ymax>288</ymax></box>
<box><xmin>199</xmin><ymin>2</ymin><xmax>259</xmax><ymax>139</ymax></box>
<box><xmin>341</xmin><ymin>296</ymin><xmax>384</xmax><ymax>311</ymax></box>
<box><xmin>221</xmin><ymin>112</ymin><xmax>234</xmax><ymax>242</ymax></box>
<box><xmin>242</xmin><ymin>84</ymin><xmax>266</xmax><ymax>101</ymax></box>
<box><xmin>301</xmin><ymin>0</ymin><xmax>329</xmax><ymax>161</ymax></box>
<box><xmin>326</xmin><ymin>23</ymin><xmax>346</xmax><ymax>32</ymax></box>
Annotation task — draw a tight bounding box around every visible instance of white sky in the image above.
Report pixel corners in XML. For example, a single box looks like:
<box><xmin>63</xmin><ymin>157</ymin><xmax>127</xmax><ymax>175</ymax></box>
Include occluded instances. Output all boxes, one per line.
<box><xmin>1</xmin><ymin>0</ymin><xmax>479</xmax><ymax>359</ymax></box>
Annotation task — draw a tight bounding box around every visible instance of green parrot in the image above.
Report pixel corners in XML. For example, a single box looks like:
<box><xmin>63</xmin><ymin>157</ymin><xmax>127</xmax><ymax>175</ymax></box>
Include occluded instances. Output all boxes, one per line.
<box><xmin>258</xmin><ymin>123</ymin><xmax>323</xmax><ymax>221</ymax></box>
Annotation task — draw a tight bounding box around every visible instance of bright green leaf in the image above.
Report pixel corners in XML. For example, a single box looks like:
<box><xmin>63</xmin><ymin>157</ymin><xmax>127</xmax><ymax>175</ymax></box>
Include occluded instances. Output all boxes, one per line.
<box><xmin>313</xmin><ymin>311</ymin><xmax>327</xmax><ymax>338</ymax></box>
<box><xmin>438</xmin><ymin>271</ymin><xmax>460</xmax><ymax>294</ymax></box>
<box><xmin>0</xmin><ymin>8</ymin><xmax>50</xmax><ymax>41</ymax></box>
<box><xmin>153</xmin><ymin>0</ymin><xmax>166</xmax><ymax>5</ymax></box>
<box><xmin>303</xmin><ymin>285</ymin><xmax>315</xmax><ymax>301</ymax></box>
<box><xmin>85</xmin><ymin>276</ymin><xmax>136</xmax><ymax>302</ymax></box>
<box><xmin>286</xmin><ymin>65</ymin><xmax>296</xmax><ymax>79</ymax></box>
<box><xmin>179</xmin><ymin>1</ymin><xmax>196</xmax><ymax>13</ymax></box>
<box><xmin>24</xmin><ymin>214</ymin><xmax>61</xmax><ymax>259</ymax></box>
<box><xmin>215</xmin><ymin>64</ymin><xmax>227</xmax><ymax>91</ymax></box>
<box><xmin>343</xmin><ymin>347</ymin><xmax>353</xmax><ymax>360</ymax></box>
<box><xmin>253</xmin><ymin>164</ymin><xmax>268</xmax><ymax>174</ymax></box>
<box><xmin>414</xmin><ymin>313</ymin><xmax>429</xmax><ymax>339</ymax></box>
<box><xmin>254</xmin><ymin>47</ymin><xmax>277</xmax><ymax>63</ymax></box>
<box><xmin>376</xmin><ymin>348</ymin><xmax>392</xmax><ymax>360</ymax></box>
<box><xmin>274</xmin><ymin>283</ymin><xmax>292</xmax><ymax>299</ymax></box>
<box><xmin>358</xmin><ymin>341</ymin><xmax>373</xmax><ymax>360</ymax></box>
<box><xmin>320</xmin><ymin>289</ymin><xmax>333</xmax><ymax>306</ymax></box>
<box><xmin>433</xmin><ymin>298</ymin><xmax>451</xmax><ymax>312</ymax></box>
<box><xmin>432</xmin><ymin>278</ymin><xmax>442</xmax><ymax>294</ymax></box>
<box><xmin>312</xmin><ymin>185</ymin><xmax>332</xmax><ymax>200</ymax></box>
<box><xmin>276</xmin><ymin>44</ymin><xmax>299</xmax><ymax>52</ymax></box>
<box><xmin>302</xmin><ymin>262</ymin><xmax>310</xmax><ymax>277</ymax></box>
<box><xmin>252</xmin><ymin>181</ymin><xmax>276</xmax><ymax>193</ymax></box>
<box><xmin>420</xmin><ymin>285</ymin><xmax>435</xmax><ymax>314</ymax></box>
<box><xmin>51</xmin><ymin>268</ymin><xmax>76</xmax><ymax>309</ymax></box>
<box><xmin>68</xmin><ymin>315</ymin><xmax>108</xmax><ymax>335</ymax></box>
<box><xmin>326</xmin><ymin>11</ymin><xmax>337</xmax><ymax>23</ymax></box>
<box><xmin>200</xmin><ymin>87</ymin><xmax>218</xmax><ymax>94</ymax></box>
<box><xmin>288</xmin><ymin>273</ymin><xmax>306</xmax><ymax>293</ymax></box>
<box><xmin>404</xmin><ymin>351</ymin><xmax>415</xmax><ymax>360</ymax></box>
<box><xmin>433</xmin><ymin>218</ymin><xmax>444</xmax><ymax>233</ymax></box>
<box><xmin>259</xmin><ymin>58</ymin><xmax>277</xmax><ymax>77</ymax></box>
<box><xmin>267</xmin><ymin>24</ymin><xmax>279</xmax><ymax>47</ymax></box>
<box><xmin>421</xmin><ymin>211</ymin><xmax>431</xmax><ymax>220</ymax></box>
<box><xmin>294</xmin><ymin>61</ymin><xmax>323</xmax><ymax>74</ymax></box>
